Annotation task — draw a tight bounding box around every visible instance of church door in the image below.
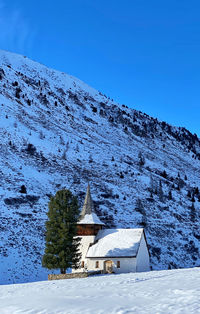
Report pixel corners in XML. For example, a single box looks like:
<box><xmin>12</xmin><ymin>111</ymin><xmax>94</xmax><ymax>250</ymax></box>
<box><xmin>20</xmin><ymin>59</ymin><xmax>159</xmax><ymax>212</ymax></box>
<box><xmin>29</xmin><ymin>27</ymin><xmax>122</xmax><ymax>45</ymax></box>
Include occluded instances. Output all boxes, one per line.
<box><xmin>104</xmin><ymin>260</ymin><xmax>113</xmax><ymax>273</ymax></box>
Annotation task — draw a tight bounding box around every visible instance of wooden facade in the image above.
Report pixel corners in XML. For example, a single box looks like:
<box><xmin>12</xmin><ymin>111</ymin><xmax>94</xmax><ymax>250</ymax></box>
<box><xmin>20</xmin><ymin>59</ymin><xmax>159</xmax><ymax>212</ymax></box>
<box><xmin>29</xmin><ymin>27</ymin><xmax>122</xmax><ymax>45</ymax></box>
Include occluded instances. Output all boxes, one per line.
<box><xmin>77</xmin><ymin>224</ymin><xmax>103</xmax><ymax>236</ymax></box>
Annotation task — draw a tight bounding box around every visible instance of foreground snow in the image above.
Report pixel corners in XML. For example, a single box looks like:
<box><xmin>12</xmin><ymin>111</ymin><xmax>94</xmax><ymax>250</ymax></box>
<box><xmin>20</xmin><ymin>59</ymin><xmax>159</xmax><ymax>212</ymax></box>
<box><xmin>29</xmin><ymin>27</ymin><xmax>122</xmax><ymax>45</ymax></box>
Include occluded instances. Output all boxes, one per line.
<box><xmin>0</xmin><ymin>268</ymin><xmax>200</xmax><ymax>314</ymax></box>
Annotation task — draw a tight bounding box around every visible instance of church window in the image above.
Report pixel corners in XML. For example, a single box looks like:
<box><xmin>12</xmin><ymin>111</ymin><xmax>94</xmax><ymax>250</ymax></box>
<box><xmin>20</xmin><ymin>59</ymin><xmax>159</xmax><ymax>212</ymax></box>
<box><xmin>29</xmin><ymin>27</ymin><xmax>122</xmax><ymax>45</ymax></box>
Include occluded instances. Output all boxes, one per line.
<box><xmin>81</xmin><ymin>261</ymin><xmax>85</xmax><ymax>268</ymax></box>
<box><xmin>117</xmin><ymin>261</ymin><xmax>120</xmax><ymax>268</ymax></box>
<box><xmin>95</xmin><ymin>261</ymin><xmax>99</xmax><ymax>268</ymax></box>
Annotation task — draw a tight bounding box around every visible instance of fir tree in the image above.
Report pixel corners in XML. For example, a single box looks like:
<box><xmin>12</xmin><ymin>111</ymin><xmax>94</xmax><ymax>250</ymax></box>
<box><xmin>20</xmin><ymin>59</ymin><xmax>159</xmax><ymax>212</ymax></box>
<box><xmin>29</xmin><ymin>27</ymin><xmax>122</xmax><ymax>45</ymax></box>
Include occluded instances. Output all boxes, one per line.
<box><xmin>138</xmin><ymin>151</ymin><xmax>145</xmax><ymax>168</ymax></box>
<box><xmin>62</xmin><ymin>149</ymin><xmax>67</xmax><ymax>160</ymax></box>
<box><xmin>149</xmin><ymin>174</ymin><xmax>154</xmax><ymax>194</ymax></box>
<box><xmin>161</xmin><ymin>170</ymin><xmax>167</xmax><ymax>179</ymax></box>
<box><xmin>19</xmin><ymin>184</ymin><xmax>27</xmax><ymax>194</ymax></box>
<box><xmin>184</xmin><ymin>174</ymin><xmax>187</xmax><ymax>181</ymax></box>
<box><xmin>190</xmin><ymin>202</ymin><xmax>196</xmax><ymax>223</ymax></box>
<box><xmin>168</xmin><ymin>190</ymin><xmax>172</xmax><ymax>200</ymax></box>
<box><xmin>194</xmin><ymin>187</ymin><xmax>199</xmax><ymax>195</ymax></box>
<box><xmin>158</xmin><ymin>180</ymin><xmax>164</xmax><ymax>202</ymax></box>
<box><xmin>135</xmin><ymin>198</ymin><xmax>145</xmax><ymax>215</ymax></box>
<box><xmin>135</xmin><ymin>198</ymin><xmax>146</xmax><ymax>226</ymax></box>
<box><xmin>42</xmin><ymin>189</ymin><xmax>81</xmax><ymax>274</ymax></box>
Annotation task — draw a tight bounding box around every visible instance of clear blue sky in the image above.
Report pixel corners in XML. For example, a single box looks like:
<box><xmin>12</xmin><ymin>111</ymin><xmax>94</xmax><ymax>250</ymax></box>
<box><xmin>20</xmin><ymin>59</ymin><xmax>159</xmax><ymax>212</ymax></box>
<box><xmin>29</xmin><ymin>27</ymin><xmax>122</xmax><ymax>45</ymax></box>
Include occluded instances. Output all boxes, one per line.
<box><xmin>1</xmin><ymin>0</ymin><xmax>200</xmax><ymax>136</ymax></box>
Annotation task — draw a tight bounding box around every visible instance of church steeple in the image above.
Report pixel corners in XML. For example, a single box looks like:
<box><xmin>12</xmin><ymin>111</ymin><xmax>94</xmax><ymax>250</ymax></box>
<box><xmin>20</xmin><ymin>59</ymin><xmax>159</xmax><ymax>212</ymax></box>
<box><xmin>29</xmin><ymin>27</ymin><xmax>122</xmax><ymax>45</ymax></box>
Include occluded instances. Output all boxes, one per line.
<box><xmin>79</xmin><ymin>183</ymin><xmax>95</xmax><ymax>221</ymax></box>
<box><xmin>77</xmin><ymin>184</ymin><xmax>104</xmax><ymax>236</ymax></box>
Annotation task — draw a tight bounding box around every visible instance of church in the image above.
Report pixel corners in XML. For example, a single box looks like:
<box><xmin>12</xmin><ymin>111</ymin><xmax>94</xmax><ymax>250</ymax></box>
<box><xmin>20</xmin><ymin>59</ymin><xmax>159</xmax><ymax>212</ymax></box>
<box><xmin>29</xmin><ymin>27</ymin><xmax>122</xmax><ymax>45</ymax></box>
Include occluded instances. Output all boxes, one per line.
<box><xmin>73</xmin><ymin>184</ymin><xmax>150</xmax><ymax>274</ymax></box>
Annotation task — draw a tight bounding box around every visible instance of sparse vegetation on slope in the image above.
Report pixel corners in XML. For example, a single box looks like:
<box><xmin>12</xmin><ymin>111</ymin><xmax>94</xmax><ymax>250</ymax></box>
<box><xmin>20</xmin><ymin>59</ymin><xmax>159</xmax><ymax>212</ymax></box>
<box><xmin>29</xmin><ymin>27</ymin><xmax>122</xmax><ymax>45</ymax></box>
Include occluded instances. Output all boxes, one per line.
<box><xmin>0</xmin><ymin>50</ymin><xmax>200</xmax><ymax>284</ymax></box>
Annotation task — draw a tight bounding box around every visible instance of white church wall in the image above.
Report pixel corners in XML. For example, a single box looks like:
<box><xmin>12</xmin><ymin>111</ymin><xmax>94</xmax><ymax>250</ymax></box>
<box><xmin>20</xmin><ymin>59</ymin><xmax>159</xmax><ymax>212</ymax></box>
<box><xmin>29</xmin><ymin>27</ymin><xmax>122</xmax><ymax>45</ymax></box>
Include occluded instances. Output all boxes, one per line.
<box><xmin>87</xmin><ymin>257</ymin><xmax>137</xmax><ymax>274</ymax></box>
<box><xmin>136</xmin><ymin>233</ymin><xmax>150</xmax><ymax>272</ymax></box>
<box><xmin>72</xmin><ymin>235</ymin><xmax>96</xmax><ymax>273</ymax></box>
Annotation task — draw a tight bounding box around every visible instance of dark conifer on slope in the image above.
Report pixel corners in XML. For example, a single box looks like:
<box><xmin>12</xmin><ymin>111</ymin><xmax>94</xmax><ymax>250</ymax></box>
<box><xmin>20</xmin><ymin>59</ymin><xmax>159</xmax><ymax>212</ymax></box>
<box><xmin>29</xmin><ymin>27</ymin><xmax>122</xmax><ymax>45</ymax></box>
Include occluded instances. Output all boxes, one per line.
<box><xmin>42</xmin><ymin>190</ymin><xmax>81</xmax><ymax>274</ymax></box>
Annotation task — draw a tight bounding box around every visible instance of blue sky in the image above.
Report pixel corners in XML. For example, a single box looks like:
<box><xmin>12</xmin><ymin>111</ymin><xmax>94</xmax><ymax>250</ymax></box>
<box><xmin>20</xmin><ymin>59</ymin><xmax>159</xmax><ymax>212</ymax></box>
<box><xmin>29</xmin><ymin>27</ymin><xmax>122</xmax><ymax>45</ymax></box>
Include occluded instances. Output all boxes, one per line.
<box><xmin>1</xmin><ymin>0</ymin><xmax>200</xmax><ymax>136</ymax></box>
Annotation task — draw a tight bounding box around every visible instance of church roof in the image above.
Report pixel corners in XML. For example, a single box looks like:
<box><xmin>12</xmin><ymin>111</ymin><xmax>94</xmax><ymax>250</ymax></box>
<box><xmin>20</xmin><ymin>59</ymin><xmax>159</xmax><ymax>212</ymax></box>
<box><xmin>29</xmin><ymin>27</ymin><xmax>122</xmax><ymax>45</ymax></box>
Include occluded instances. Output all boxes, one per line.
<box><xmin>86</xmin><ymin>228</ymin><xmax>144</xmax><ymax>258</ymax></box>
<box><xmin>78</xmin><ymin>184</ymin><xmax>104</xmax><ymax>225</ymax></box>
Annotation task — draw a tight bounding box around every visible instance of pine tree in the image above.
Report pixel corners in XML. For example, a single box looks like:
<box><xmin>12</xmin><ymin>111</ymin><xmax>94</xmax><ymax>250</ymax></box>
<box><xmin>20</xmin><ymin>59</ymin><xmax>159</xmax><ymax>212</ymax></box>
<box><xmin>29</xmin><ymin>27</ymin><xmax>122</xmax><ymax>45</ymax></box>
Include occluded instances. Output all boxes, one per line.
<box><xmin>158</xmin><ymin>180</ymin><xmax>164</xmax><ymax>202</ymax></box>
<box><xmin>184</xmin><ymin>174</ymin><xmax>187</xmax><ymax>181</ymax></box>
<box><xmin>194</xmin><ymin>187</ymin><xmax>199</xmax><ymax>195</ymax></box>
<box><xmin>138</xmin><ymin>151</ymin><xmax>145</xmax><ymax>168</ymax></box>
<box><xmin>135</xmin><ymin>198</ymin><xmax>146</xmax><ymax>227</ymax></box>
<box><xmin>161</xmin><ymin>170</ymin><xmax>167</xmax><ymax>179</ymax></box>
<box><xmin>19</xmin><ymin>184</ymin><xmax>27</xmax><ymax>194</ymax></box>
<box><xmin>42</xmin><ymin>189</ymin><xmax>81</xmax><ymax>274</ymax></box>
<box><xmin>135</xmin><ymin>198</ymin><xmax>145</xmax><ymax>215</ymax></box>
<box><xmin>62</xmin><ymin>149</ymin><xmax>67</xmax><ymax>160</ymax></box>
<box><xmin>149</xmin><ymin>175</ymin><xmax>154</xmax><ymax>194</ymax></box>
<box><xmin>190</xmin><ymin>202</ymin><xmax>196</xmax><ymax>223</ymax></box>
<box><xmin>168</xmin><ymin>190</ymin><xmax>172</xmax><ymax>200</ymax></box>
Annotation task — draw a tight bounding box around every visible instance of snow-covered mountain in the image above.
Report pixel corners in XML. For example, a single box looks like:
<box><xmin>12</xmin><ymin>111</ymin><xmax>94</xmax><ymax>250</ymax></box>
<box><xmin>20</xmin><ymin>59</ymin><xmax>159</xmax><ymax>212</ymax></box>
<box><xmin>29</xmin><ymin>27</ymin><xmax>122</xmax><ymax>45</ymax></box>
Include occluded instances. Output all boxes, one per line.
<box><xmin>0</xmin><ymin>50</ymin><xmax>200</xmax><ymax>285</ymax></box>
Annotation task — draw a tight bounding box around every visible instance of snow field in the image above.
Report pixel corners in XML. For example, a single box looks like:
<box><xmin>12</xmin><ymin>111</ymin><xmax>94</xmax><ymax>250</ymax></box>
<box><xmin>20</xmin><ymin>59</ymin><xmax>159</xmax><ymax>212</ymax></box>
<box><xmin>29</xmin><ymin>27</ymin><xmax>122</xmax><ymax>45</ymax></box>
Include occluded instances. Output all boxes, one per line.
<box><xmin>0</xmin><ymin>268</ymin><xmax>200</xmax><ymax>314</ymax></box>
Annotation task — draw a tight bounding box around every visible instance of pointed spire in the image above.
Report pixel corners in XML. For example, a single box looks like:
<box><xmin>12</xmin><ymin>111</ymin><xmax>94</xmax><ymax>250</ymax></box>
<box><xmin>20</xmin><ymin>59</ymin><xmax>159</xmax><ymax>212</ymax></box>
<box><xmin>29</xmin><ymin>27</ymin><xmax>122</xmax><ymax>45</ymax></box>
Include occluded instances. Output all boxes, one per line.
<box><xmin>78</xmin><ymin>184</ymin><xmax>104</xmax><ymax>225</ymax></box>
<box><xmin>79</xmin><ymin>183</ymin><xmax>94</xmax><ymax>220</ymax></box>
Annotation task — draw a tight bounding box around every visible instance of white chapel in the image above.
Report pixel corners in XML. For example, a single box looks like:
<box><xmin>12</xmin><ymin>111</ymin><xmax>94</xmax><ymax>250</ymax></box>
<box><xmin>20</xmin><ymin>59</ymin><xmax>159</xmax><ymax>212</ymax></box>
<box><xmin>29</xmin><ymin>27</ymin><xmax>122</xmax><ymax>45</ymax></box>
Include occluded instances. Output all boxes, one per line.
<box><xmin>73</xmin><ymin>184</ymin><xmax>150</xmax><ymax>274</ymax></box>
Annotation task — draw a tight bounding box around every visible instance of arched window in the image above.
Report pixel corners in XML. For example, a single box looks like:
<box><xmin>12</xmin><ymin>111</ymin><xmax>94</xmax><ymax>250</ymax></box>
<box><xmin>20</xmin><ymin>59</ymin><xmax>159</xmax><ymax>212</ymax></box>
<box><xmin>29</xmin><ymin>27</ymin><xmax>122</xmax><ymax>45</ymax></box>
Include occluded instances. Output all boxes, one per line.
<box><xmin>117</xmin><ymin>261</ymin><xmax>120</xmax><ymax>268</ymax></box>
<box><xmin>95</xmin><ymin>261</ymin><xmax>99</xmax><ymax>268</ymax></box>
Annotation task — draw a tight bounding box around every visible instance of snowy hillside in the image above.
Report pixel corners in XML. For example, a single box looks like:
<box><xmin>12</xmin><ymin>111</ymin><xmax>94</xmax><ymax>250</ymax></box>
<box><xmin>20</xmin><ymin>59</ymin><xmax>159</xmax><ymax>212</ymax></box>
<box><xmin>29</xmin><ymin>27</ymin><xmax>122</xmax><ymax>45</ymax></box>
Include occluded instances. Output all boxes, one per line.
<box><xmin>1</xmin><ymin>268</ymin><xmax>200</xmax><ymax>313</ymax></box>
<box><xmin>0</xmin><ymin>50</ymin><xmax>200</xmax><ymax>284</ymax></box>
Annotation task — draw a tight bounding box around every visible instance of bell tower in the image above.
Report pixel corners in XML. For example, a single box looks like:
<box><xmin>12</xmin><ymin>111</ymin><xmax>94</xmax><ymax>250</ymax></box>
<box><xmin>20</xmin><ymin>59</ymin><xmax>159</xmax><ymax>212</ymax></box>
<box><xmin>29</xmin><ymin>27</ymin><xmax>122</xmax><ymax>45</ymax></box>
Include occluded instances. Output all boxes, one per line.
<box><xmin>74</xmin><ymin>184</ymin><xmax>104</xmax><ymax>272</ymax></box>
<box><xmin>77</xmin><ymin>183</ymin><xmax>104</xmax><ymax>235</ymax></box>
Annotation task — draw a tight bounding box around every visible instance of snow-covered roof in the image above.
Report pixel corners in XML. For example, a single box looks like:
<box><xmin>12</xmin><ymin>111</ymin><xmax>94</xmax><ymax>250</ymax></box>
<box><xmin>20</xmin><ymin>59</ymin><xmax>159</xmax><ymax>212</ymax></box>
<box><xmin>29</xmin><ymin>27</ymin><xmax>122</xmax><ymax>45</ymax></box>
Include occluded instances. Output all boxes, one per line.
<box><xmin>86</xmin><ymin>228</ymin><xmax>144</xmax><ymax>258</ymax></box>
<box><xmin>78</xmin><ymin>184</ymin><xmax>104</xmax><ymax>225</ymax></box>
<box><xmin>78</xmin><ymin>213</ymin><xmax>104</xmax><ymax>225</ymax></box>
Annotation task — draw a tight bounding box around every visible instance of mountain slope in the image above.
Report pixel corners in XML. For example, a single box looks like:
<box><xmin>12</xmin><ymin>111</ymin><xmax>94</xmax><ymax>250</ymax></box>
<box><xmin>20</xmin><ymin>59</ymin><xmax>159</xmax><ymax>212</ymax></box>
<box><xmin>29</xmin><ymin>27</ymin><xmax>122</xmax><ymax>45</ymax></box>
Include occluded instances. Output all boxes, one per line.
<box><xmin>0</xmin><ymin>50</ymin><xmax>200</xmax><ymax>284</ymax></box>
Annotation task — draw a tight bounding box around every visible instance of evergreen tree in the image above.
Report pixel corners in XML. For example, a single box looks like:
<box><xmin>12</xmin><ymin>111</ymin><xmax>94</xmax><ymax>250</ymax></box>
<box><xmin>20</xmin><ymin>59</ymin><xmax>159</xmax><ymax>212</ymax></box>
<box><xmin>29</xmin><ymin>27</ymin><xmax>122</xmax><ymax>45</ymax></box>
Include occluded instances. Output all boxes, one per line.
<box><xmin>135</xmin><ymin>198</ymin><xmax>145</xmax><ymax>215</ymax></box>
<box><xmin>168</xmin><ymin>190</ymin><xmax>172</xmax><ymax>200</ymax></box>
<box><xmin>135</xmin><ymin>198</ymin><xmax>146</xmax><ymax>227</ymax></box>
<box><xmin>184</xmin><ymin>174</ymin><xmax>187</xmax><ymax>181</ymax></box>
<box><xmin>190</xmin><ymin>202</ymin><xmax>196</xmax><ymax>223</ymax></box>
<box><xmin>158</xmin><ymin>180</ymin><xmax>164</xmax><ymax>202</ymax></box>
<box><xmin>62</xmin><ymin>149</ymin><xmax>67</xmax><ymax>160</ymax></box>
<box><xmin>42</xmin><ymin>189</ymin><xmax>81</xmax><ymax>274</ymax></box>
<box><xmin>138</xmin><ymin>151</ymin><xmax>145</xmax><ymax>168</ymax></box>
<box><xmin>19</xmin><ymin>184</ymin><xmax>27</xmax><ymax>194</ymax></box>
<box><xmin>149</xmin><ymin>174</ymin><xmax>155</xmax><ymax>194</ymax></box>
<box><xmin>194</xmin><ymin>187</ymin><xmax>199</xmax><ymax>195</ymax></box>
<box><xmin>161</xmin><ymin>170</ymin><xmax>167</xmax><ymax>179</ymax></box>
